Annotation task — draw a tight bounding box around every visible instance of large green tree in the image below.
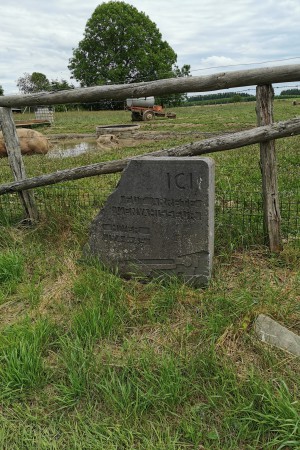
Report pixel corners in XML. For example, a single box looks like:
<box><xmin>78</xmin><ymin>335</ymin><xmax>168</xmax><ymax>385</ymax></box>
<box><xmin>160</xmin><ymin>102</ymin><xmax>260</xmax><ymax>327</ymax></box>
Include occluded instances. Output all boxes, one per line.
<box><xmin>68</xmin><ymin>1</ymin><xmax>178</xmax><ymax>86</ymax></box>
<box><xmin>0</xmin><ymin>85</ymin><xmax>4</xmax><ymax>96</ymax></box>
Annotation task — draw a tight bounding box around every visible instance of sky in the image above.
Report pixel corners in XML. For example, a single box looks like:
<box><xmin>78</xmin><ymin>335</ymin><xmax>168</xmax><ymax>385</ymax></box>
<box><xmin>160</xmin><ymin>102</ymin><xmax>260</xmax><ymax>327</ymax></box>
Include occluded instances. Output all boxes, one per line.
<box><xmin>1</xmin><ymin>0</ymin><xmax>300</xmax><ymax>95</ymax></box>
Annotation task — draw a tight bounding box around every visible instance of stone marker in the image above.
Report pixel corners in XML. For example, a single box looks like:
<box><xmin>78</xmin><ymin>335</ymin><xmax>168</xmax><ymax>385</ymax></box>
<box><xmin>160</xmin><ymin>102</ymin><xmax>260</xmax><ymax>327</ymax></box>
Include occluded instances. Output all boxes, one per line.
<box><xmin>254</xmin><ymin>314</ymin><xmax>300</xmax><ymax>357</ymax></box>
<box><xmin>87</xmin><ymin>157</ymin><xmax>215</xmax><ymax>286</ymax></box>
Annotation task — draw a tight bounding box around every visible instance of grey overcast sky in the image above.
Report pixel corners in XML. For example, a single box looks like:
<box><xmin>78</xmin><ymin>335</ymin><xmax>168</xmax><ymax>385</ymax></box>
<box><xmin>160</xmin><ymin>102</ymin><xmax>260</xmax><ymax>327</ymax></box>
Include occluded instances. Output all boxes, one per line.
<box><xmin>1</xmin><ymin>0</ymin><xmax>300</xmax><ymax>95</ymax></box>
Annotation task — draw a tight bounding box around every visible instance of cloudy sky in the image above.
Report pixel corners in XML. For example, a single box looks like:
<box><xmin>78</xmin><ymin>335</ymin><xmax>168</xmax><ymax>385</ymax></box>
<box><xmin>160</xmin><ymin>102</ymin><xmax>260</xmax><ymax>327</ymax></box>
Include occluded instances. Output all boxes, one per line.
<box><xmin>1</xmin><ymin>0</ymin><xmax>300</xmax><ymax>95</ymax></box>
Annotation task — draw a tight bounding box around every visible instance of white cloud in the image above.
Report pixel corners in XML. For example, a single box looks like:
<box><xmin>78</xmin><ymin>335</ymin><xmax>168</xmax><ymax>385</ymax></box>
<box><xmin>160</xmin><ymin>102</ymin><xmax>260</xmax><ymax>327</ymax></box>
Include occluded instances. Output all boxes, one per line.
<box><xmin>0</xmin><ymin>0</ymin><xmax>300</xmax><ymax>94</ymax></box>
<box><xmin>199</xmin><ymin>56</ymin><xmax>237</xmax><ymax>69</ymax></box>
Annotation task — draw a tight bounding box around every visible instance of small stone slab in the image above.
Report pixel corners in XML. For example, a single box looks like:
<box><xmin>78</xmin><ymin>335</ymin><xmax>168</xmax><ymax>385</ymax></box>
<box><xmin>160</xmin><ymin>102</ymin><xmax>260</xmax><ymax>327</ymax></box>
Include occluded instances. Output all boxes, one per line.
<box><xmin>87</xmin><ymin>157</ymin><xmax>215</xmax><ymax>286</ymax></box>
<box><xmin>254</xmin><ymin>314</ymin><xmax>300</xmax><ymax>357</ymax></box>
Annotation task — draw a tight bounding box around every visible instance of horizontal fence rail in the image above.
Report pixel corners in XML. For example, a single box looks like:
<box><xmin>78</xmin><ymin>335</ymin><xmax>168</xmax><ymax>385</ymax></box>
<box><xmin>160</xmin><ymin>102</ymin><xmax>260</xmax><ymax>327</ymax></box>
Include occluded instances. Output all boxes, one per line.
<box><xmin>1</xmin><ymin>64</ymin><xmax>300</xmax><ymax>107</ymax></box>
<box><xmin>0</xmin><ymin>117</ymin><xmax>300</xmax><ymax>195</ymax></box>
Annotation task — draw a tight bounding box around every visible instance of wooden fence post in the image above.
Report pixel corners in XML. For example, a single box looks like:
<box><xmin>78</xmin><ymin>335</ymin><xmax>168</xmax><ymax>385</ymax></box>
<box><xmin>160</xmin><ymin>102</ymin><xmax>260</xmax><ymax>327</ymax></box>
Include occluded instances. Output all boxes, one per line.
<box><xmin>0</xmin><ymin>107</ymin><xmax>38</xmax><ymax>222</ymax></box>
<box><xmin>256</xmin><ymin>85</ymin><xmax>282</xmax><ymax>252</ymax></box>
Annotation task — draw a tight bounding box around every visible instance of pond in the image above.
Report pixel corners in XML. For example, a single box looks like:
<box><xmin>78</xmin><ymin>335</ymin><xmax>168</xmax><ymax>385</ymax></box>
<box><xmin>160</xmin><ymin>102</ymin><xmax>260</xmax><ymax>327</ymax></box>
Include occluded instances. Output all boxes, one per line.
<box><xmin>48</xmin><ymin>139</ymin><xmax>99</xmax><ymax>159</ymax></box>
<box><xmin>47</xmin><ymin>134</ymin><xmax>142</xmax><ymax>159</ymax></box>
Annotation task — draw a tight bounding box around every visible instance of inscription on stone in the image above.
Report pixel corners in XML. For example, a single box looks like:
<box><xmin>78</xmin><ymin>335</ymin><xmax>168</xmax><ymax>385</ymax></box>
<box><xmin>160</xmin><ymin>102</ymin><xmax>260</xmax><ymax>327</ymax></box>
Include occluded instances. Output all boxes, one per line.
<box><xmin>87</xmin><ymin>157</ymin><xmax>215</xmax><ymax>286</ymax></box>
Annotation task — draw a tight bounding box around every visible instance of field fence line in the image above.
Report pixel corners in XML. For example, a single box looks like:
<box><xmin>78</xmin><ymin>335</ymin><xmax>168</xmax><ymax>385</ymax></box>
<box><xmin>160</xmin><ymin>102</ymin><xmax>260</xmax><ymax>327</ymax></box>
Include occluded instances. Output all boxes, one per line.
<box><xmin>0</xmin><ymin>184</ymin><xmax>298</xmax><ymax>251</ymax></box>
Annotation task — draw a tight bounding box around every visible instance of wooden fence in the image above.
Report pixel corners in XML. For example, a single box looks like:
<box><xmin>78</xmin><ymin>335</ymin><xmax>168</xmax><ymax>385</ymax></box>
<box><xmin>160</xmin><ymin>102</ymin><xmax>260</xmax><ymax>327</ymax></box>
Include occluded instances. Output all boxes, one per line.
<box><xmin>1</xmin><ymin>63</ymin><xmax>300</xmax><ymax>252</ymax></box>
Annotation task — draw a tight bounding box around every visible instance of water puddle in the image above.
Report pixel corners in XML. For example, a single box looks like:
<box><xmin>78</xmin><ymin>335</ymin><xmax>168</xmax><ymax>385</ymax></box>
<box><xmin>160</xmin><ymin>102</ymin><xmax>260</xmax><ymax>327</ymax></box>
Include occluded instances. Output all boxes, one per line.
<box><xmin>48</xmin><ymin>140</ymin><xmax>98</xmax><ymax>159</ymax></box>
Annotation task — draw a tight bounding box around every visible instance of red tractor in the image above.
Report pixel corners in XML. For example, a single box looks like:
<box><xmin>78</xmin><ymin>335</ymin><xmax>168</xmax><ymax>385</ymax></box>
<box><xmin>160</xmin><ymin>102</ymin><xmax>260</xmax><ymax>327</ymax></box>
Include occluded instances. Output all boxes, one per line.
<box><xmin>126</xmin><ymin>97</ymin><xmax>176</xmax><ymax>121</ymax></box>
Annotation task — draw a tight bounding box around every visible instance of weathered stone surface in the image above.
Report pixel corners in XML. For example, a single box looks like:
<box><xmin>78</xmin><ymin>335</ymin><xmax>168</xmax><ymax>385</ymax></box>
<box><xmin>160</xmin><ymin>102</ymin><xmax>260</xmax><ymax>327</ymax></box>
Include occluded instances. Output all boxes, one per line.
<box><xmin>87</xmin><ymin>157</ymin><xmax>215</xmax><ymax>286</ymax></box>
<box><xmin>254</xmin><ymin>314</ymin><xmax>300</xmax><ymax>356</ymax></box>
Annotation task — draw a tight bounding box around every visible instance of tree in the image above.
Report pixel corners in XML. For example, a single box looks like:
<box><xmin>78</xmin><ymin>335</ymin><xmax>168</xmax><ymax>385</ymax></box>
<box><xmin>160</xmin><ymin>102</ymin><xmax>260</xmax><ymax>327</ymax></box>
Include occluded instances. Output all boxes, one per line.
<box><xmin>0</xmin><ymin>85</ymin><xmax>3</xmax><ymax>96</ymax></box>
<box><xmin>49</xmin><ymin>78</ymin><xmax>75</xmax><ymax>91</ymax></box>
<box><xmin>68</xmin><ymin>1</ymin><xmax>177</xmax><ymax>87</ymax></box>
<box><xmin>160</xmin><ymin>64</ymin><xmax>191</xmax><ymax>107</ymax></box>
<box><xmin>16</xmin><ymin>72</ymin><xmax>50</xmax><ymax>94</ymax></box>
<box><xmin>16</xmin><ymin>73</ymin><xmax>76</xmax><ymax>111</ymax></box>
<box><xmin>17</xmin><ymin>73</ymin><xmax>75</xmax><ymax>94</ymax></box>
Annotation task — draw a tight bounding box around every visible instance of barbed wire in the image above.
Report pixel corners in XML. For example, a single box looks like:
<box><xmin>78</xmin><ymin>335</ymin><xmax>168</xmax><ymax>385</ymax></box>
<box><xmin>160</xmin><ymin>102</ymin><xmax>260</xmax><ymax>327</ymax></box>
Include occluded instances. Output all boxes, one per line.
<box><xmin>189</xmin><ymin>56</ymin><xmax>300</xmax><ymax>73</ymax></box>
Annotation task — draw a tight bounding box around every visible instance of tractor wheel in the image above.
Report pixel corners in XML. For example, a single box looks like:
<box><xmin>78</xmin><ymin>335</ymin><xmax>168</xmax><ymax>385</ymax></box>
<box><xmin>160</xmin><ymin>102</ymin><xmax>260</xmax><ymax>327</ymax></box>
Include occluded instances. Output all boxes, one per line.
<box><xmin>131</xmin><ymin>111</ymin><xmax>142</xmax><ymax>121</ymax></box>
<box><xmin>142</xmin><ymin>110</ymin><xmax>155</xmax><ymax>121</ymax></box>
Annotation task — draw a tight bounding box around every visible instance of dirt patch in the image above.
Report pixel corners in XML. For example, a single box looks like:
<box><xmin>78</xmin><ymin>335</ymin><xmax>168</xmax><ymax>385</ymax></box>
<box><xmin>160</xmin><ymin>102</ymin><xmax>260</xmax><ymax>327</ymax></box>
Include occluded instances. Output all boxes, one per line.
<box><xmin>96</xmin><ymin>134</ymin><xmax>147</xmax><ymax>151</ymax></box>
<box><xmin>0</xmin><ymin>300</ymin><xmax>27</xmax><ymax>329</ymax></box>
<box><xmin>47</xmin><ymin>128</ymin><xmax>224</xmax><ymax>158</ymax></box>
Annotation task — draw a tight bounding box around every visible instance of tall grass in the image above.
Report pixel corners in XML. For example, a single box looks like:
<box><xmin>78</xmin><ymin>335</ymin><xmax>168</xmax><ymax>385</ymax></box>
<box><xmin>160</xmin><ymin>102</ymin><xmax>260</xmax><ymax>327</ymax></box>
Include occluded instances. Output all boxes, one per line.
<box><xmin>0</xmin><ymin>250</ymin><xmax>24</xmax><ymax>284</ymax></box>
<box><xmin>0</xmin><ymin>319</ymin><xmax>56</xmax><ymax>400</ymax></box>
<box><xmin>0</xmin><ymin>102</ymin><xmax>298</xmax><ymax>448</ymax></box>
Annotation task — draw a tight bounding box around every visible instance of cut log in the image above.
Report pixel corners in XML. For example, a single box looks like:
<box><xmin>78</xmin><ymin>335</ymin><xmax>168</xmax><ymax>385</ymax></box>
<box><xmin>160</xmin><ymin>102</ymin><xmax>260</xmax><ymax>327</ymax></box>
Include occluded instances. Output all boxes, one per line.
<box><xmin>0</xmin><ymin>64</ymin><xmax>300</xmax><ymax>107</ymax></box>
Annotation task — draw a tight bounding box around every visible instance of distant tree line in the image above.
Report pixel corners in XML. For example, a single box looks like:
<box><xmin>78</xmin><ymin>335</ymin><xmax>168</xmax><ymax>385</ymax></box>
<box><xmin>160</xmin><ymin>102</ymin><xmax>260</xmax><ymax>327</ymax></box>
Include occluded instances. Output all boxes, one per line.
<box><xmin>186</xmin><ymin>89</ymin><xmax>300</xmax><ymax>106</ymax></box>
<box><xmin>186</xmin><ymin>92</ymin><xmax>256</xmax><ymax>105</ymax></box>
<box><xmin>278</xmin><ymin>88</ymin><xmax>300</xmax><ymax>98</ymax></box>
<box><xmin>188</xmin><ymin>92</ymin><xmax>254</xmax><ymax>102</ymax></box>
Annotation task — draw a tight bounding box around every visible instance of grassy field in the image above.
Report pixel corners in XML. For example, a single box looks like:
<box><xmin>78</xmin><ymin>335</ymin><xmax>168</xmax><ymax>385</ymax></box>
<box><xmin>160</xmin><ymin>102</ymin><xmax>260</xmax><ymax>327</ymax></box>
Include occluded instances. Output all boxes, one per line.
<box><xmin>0</xmin><ymin>100</ymin><xmax>299</xmax><ymax>449</ymax></box>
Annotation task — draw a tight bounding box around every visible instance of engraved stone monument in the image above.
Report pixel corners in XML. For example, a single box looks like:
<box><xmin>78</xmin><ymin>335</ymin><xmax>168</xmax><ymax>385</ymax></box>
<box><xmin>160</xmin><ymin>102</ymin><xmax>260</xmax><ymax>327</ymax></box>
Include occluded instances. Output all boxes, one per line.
<box><xmin>87</xmin><ymin>157</ymin><xmax>215</xmax><ymax>286</ymax></box>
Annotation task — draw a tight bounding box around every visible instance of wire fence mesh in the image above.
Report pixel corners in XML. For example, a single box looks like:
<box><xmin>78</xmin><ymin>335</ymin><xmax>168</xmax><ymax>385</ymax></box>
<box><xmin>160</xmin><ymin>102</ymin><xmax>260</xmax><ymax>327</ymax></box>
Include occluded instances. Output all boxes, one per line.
<box><xmin>0</xmin><ymin>185</ymin><xmax>298</xmax><ymax>251</ymax></box>
<box><xmin>215</xmin><ymin>189</ymin><xmax>299</xmax><ymax>249</ymax></box>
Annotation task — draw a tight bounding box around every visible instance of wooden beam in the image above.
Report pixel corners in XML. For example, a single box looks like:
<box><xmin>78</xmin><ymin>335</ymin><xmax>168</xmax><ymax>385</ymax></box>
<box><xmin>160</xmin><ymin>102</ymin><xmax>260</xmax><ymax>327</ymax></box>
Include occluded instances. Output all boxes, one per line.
<box><xmin>0</xmin><ymin>64</ymin><xmax>300</xmax><ymax>107</ymax></box>
<box><xmin>0</xmin><ymin>107</ymin><xmax>38</xmax><ymax>222</ymax></box>
<box><xmin>256</xmin><ymin>85</ymin><xmax>282</xmax><ymax>252</ymax></box>
<box><xmin>0</xmin><ymin>117</ymin><xmax>299</xmax><ymax>195</ymax></box>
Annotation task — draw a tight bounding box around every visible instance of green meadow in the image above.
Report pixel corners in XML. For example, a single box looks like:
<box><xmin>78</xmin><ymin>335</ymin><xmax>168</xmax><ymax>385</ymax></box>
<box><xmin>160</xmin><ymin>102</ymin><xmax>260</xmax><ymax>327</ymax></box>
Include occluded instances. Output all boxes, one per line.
<box><xmin>0</xmin><ymin>100</ymin><xmax>299</xmax><ymax>449</ymax></box>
